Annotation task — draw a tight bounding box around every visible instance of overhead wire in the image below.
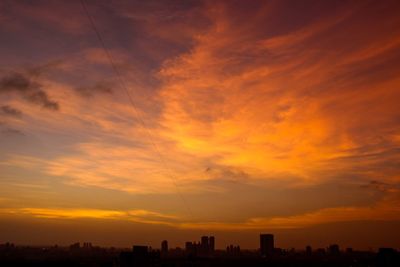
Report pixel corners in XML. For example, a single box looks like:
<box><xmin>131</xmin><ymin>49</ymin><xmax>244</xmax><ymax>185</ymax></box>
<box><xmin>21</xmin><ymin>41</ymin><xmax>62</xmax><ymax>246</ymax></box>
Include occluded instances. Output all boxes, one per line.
<box><xmin>79</xmin><ymin>0</ymin><xmax>193</xmax><ymax>219</ymax></box>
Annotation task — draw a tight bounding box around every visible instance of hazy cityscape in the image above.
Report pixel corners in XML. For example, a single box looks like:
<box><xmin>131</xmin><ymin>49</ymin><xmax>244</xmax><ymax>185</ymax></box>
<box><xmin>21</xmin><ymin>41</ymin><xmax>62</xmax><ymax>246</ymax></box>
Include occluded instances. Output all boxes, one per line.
<box><xmin>1</xmin><ymin>234</ymin><xmax>399</xmax><ymax>266</ymax></box>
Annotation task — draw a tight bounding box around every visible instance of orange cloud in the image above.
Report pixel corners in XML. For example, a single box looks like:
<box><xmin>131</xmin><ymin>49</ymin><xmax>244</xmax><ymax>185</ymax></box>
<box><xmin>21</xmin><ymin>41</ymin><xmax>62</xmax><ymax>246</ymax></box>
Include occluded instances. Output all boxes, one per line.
<box><xmin>0</xmin><ymin>207</ymin><xmax>179</xmax><ymax>226</ymax></box>
<box><xmin>156</xmin><ymin>1</ymin><xmax>400</xmax><ymax>187</ymax></box>
<box><xmin>2</xmin><ymin>188</ymin><xmax>399</xmax><ymax>230</ymax></box>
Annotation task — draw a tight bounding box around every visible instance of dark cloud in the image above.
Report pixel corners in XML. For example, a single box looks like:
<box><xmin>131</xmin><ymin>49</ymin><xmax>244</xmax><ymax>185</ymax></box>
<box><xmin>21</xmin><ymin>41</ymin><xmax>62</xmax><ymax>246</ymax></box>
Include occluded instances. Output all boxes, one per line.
<box><xmin>0</xmin><ymin>72</ymin><xmax>59</xmax><ymax>111</ymax></box>
<box><xmin>75</xmin><ymin>82</ymin><xmax>113</xmax><ymax>97</ymax></box>
<box><xmin>25</xmin><ymin>90</ymin><xmax>59</xmax><ymax>110</ymax></box>
<box><xmin>361</xmin><ymin>180</ymin><xmax>400</xmax><ymax>192</ymax></box>
<box><xmin>25</xmin><ymin>59</ymin><xmax>65</xmax><ymax>77</ymax></box>
<box><xmin>0</xmin><ymin>105</ymin><xmax>22</xmax><ymax>117</ymax></box>
<box><xmin>204</xmin><ymin>165</ymin><xmax>249</xmax><ymax>183</ymax></box>
<box><xmin>0</xmin><ymin>72</ymin><xmax>33</xmax><ymax>92</ymax></box>
<box><xmin>1</xmin><ymin>128</ymin><xmax>24</xmax><ymax>136</ymax></box>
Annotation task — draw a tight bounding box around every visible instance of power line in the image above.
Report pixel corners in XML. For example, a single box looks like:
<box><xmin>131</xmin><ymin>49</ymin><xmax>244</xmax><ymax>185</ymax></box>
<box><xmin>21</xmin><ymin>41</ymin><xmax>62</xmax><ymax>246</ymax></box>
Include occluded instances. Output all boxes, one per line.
<box><xmin>79</xmin><ymin>0</ymin><xmax>193</xmax><ymax>218</ymax></box>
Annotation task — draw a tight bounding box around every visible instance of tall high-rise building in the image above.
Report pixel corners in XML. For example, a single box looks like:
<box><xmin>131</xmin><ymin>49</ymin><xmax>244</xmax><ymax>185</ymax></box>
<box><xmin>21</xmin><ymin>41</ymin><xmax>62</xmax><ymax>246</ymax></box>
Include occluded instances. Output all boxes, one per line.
<box><xmin>306</xmin><ymin>245</ymin><xmax>312</xmax><ymax>255</ymax></box>
<box><xmin>185</xmin><ymin>236</ymin><xmax>215</xmax><ymax>257</ymax></box>
<box><xmin>201</xmin><ymin>236</ymin><xmax>209</xmax><ymax>253</ymax></box>
<box><xmin>161</xmin><ymin>240</ymin><xmax>168</xmax><ymax>254</ymax></box>
<box><xmin>209</xmin><ymin>236</ymin><xmax>215</xmax><ymax>252</ymax></box>
<box><xmin>132</xmin><ymin>245</ymin><xmax>148</xmax><ymax>259</ymax></box>
<box><xmin>328</xmin><ymin>244</ymin><xmax>340</xmax><ymax>255</ymax></box>
<box><xmin>260</xmin><ymin>234</ymin><xmax>274</xmax><ymax>257</ymax></box>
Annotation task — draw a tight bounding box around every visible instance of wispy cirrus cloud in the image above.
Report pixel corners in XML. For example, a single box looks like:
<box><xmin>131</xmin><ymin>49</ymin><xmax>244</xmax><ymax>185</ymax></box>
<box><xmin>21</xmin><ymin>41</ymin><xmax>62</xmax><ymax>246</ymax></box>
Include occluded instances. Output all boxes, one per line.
<box><xmin>0</xmin><ymin>0</ymin><xmax>400</xmax><ymax>245</ymax></box>
<box><xmin>156</xmin><ymin>0</ymin><xmax>400</xmax><ymax>186</ymax></box>
<box><xmin>1</xmin><ymin>105</ymin><xmax>22</xmax><ymax>117</ymax></box>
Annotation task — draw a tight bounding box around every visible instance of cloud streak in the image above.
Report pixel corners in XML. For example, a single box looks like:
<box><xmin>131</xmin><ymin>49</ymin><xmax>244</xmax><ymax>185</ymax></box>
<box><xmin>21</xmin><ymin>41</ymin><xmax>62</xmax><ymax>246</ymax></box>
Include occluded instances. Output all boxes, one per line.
<box><xmin>1</xmin><ymin>207</ymin><xmax>179</xmax><ymax>226</ymax></box>
<box><xmin>0</xmin><ymin>72</ymin><xmax>59</xmax><ymax>110</ymax></box>
<box><xmin>1</xmin><ymin>105</ymin><xmax>22</xmax><ymax>117</ymax></box>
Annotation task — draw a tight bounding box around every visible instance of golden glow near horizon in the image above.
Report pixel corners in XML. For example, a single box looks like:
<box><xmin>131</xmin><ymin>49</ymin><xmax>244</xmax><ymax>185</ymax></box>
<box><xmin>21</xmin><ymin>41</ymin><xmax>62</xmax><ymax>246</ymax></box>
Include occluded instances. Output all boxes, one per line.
<box><xmin>0</xmin><ymin>0</ymin><xmax>400</xmax><ymax>248</ymax></box>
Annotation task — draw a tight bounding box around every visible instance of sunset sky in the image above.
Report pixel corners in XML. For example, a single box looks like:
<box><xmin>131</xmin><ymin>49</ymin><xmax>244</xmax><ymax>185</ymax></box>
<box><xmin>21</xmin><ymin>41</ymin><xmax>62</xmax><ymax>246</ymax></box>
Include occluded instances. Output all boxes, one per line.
<box><xmin>1</xmin><ymin>0</ymin><xmax>400</xmax><ymax>249</ymax></box>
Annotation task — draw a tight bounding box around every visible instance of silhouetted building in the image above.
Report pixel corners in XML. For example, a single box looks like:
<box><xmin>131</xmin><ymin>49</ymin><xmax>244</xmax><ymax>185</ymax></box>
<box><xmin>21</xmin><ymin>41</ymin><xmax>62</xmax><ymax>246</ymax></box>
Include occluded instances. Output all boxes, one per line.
<box><xmin>161</xmin><ymin>240</ymin><xmax>168</xmax><ymax>254</ymax></box>
<box><xmin>306</xmin><ymin>245</ymin><xmax>312</xmax><ymax>255</ymax></box>
<box><xmin>120</xmin><ymin>245</ymin><xmax>160</xmax><ymax>267</ymax></box>
<box><xmin>0</xmin><ymin>242</ymin><xmax>15</xmax><ymax>250</ymax></box>
<box><xmin>82</xmin><ymin>242</ymin><xmax>92</xmax><ymax>249</ymax></box>
<box><xmin>274</xmin><ymin>247</ymin><xmax>283</xmax><ymax>256</ymax></box>
<box><xmin>316</xmin><ymin>248</ymin><xmax>326</xmax><ymax>255</ymax></box>
<box><xmin>226</xmin><ymin>244</ymin><xmax>241</xmax><ymax>256</ymax></box>
<box><xmin>328</xmin><ymin>244</ymin><xmax>340</xmax><ymax>255</ymax></box>
<box><xmin>201</xmin><ymin>236</ymin><xmax>209</xmax><ymax>254</ymax></box>
<box><xmin>260</xmin><ymin>234</ymin><xmax>274</xmax><ymax>257</ymax></box>
<box><xmin>133</xmin><ymin>245</ymin><xmax>148</xmax><ymax>258</ymax></box>
<box><xmin>377</xmin><ymin>248</ymin><xmax>399</xmax><ymax>267</ymax></box>
<box><xmin>168</xmin><ymin>247</ymin><xmax>184</xmax><ymax>258</ymax></box>
<box><xmin>69</xmin><ymin>242</ymin><xmax>80</xmax><ymax>251</ymax></box>
<box><xmin>185</xmin><ymin>236</ymin><xmax>215</xmax><ymax>257</ymax></box>
<box><xmin>209</xmin><ymin>236</ymin><xmax>215</xmax><ymax>253</ymax></box>
<box><xmin>185</xmin><ymin>241</ymin><xmax>195</xmax><ymax>257</ymax></box>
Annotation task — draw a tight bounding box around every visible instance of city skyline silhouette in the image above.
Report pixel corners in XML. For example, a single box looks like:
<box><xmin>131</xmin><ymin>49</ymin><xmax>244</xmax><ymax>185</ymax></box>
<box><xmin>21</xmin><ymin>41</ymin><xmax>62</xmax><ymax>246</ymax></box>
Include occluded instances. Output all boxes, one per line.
<box><xmin>1</xmin><ymin>234</ymin><xmax>399</xmax><ymax>266</ymax></box>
